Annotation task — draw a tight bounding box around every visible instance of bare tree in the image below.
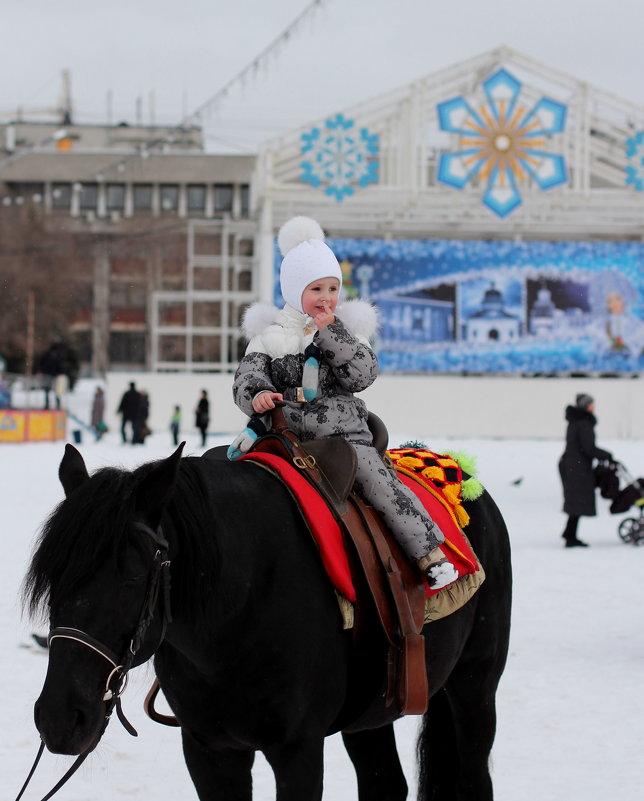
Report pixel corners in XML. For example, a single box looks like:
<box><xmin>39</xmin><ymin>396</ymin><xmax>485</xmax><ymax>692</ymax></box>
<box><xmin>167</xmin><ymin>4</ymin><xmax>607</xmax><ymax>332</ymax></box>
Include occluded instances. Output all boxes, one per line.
<box><xmin>0</xmin><ymin>205</ymin><xmax>85</xmax><ymax>372</ymax></box>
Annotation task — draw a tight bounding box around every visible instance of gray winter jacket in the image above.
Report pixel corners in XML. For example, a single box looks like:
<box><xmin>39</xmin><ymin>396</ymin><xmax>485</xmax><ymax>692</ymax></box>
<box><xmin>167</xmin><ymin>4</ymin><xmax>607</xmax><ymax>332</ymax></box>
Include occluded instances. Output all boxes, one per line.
<box><xmin>232</xmin><ymin>301</ymin><xmax>379</xmax><ymax>444</ymax></box>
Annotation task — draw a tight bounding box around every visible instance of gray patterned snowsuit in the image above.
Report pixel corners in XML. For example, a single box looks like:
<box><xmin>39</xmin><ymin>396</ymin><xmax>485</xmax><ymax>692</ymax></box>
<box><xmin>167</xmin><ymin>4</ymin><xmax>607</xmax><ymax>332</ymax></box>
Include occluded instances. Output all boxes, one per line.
<box><xmin>232</xmin><ymin>303</ymin><xmax>444</xmax><ymax>560</ymax></box>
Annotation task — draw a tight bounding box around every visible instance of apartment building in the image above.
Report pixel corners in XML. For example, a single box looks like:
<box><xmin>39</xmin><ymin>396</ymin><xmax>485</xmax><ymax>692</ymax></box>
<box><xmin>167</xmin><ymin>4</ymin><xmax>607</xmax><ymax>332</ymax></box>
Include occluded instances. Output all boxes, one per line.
<box><xmin>0</xmin><ymin>119</ymin><xmax>256</xmax><ymax>373</ymax></box>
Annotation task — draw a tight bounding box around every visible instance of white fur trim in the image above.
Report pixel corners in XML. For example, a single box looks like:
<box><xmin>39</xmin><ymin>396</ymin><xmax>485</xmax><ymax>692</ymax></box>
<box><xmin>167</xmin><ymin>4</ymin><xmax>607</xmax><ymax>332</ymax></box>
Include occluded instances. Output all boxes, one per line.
<box><xmin>277</xmin><ymin>216</ymin><xmax>325</xmax><ymax>256</ymax></box>
<box><xmin>242</xmin><ymin>300</ymin><xmax>378</xmax><ymax>358</ymax></box>
<box><xmin>242</xmin><ymin>303</ymin><xmax>280</xmax><ymax>339</ymax></box>
<box><xmin>336</xmin><ymin>300</ymin><xmax>379</xmax><ymax>341</ymax></box>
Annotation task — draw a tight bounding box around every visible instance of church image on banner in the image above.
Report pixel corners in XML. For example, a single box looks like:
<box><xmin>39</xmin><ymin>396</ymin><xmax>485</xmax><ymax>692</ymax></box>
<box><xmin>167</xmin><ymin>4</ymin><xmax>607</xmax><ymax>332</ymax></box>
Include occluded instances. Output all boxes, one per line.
<box><xmin>462</xmin><ymin>283</ymin><xmax>521</xmax><ymax>344</ymax></box>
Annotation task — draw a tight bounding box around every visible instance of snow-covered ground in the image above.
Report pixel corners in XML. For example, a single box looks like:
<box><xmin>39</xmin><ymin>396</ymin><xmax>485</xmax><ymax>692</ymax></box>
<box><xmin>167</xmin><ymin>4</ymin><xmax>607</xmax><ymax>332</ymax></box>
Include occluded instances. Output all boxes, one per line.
<box><xmin>2</xmin><ymin>380</ymin><xmax>644</xmax><ymax>800</ymax></box>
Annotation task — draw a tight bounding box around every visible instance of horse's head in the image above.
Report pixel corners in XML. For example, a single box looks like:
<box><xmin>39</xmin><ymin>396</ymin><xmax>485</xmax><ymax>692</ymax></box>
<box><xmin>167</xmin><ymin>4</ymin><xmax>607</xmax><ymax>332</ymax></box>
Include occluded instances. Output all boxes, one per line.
<box><xmin>25</xmin><ymin>443</ymin><xmax>184</xmax><ymax>755</ymax></box>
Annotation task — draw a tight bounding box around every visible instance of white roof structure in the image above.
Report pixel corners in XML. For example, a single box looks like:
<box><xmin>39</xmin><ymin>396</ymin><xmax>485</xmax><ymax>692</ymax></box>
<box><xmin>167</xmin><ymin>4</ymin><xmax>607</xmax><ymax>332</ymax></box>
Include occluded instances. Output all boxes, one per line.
<box><xmin>255</xmin><ymin>46</ymin><xmax>644</xmax><ymax>240</ymax></box>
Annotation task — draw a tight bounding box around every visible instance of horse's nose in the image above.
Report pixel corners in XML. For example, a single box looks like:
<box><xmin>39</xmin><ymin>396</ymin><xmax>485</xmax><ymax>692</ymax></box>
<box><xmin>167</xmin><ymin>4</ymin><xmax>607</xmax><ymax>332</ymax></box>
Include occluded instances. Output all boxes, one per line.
<box><xmin>34</xmin><ymin>695</ymin><xmax>89</xmax><ymax>755</ymax></box>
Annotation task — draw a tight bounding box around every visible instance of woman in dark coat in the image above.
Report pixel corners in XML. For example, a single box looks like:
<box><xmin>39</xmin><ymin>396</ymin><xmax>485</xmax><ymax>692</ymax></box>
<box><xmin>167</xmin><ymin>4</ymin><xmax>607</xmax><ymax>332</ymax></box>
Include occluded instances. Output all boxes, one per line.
<box><xmin>558</xmin><ymin>393</ymin><xmax>612</xmax><ymax>547</ymax></box>
<box><xmin>195</xmin><ymin>389</ymin><xmax>210</xmax><ymax>447</ymax></box>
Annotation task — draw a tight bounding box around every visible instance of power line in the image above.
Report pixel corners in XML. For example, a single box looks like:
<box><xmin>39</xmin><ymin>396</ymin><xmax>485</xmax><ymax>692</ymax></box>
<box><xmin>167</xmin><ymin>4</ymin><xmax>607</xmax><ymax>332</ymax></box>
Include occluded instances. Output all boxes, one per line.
<box><xmin>0</xmin><ymin>2</ymin><xmax>329</xmax><ymax>189</ymax></box>
<box><xmin>182</xmin><ymin>0</ymin><xmax>329</xmax><ymax>127</ymax></box>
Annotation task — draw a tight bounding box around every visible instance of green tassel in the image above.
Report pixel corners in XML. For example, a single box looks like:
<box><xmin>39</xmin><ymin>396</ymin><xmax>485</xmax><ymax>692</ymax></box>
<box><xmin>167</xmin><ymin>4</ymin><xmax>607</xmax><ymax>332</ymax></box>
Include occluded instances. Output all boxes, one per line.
<box><xmin>446</xmin><ymin>450</ymin><xmax>478</xmax><ymax>476</ymax></box>
<box><xmin>445</xmin><ymin>450</ymin><xmax>486</xmax><ymax>500</ymax></box>
<box><xmin>461</xmin><ymin>475</ymin><xmax>485</xmax><ymax>501</ymax></box>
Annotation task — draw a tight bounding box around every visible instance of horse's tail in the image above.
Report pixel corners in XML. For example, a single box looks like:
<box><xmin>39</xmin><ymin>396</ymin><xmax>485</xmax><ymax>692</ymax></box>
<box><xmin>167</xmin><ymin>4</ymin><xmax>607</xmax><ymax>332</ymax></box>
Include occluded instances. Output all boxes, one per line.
<box><xmin>417</xmin><ymin>688</ymin><xmax>458</xmax><ymax>799</ymax></box>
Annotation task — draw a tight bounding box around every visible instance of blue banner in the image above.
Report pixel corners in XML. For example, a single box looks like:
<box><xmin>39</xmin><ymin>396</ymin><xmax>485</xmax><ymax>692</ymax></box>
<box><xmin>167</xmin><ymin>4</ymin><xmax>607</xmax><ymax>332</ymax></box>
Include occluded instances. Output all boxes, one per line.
<box><xmin>274</xmin><ymin>238</ymin><xmax>644</xmax><ymax>374</ymax></box>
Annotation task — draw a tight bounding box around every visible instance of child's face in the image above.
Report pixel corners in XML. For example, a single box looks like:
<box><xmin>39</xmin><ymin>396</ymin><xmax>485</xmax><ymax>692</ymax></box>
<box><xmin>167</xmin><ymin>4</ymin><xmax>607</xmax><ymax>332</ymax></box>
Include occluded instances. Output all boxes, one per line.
<box><xmin>301</xmin><ymin>277</ymin><xmax>340</xmax><ymax>317</ymax></box>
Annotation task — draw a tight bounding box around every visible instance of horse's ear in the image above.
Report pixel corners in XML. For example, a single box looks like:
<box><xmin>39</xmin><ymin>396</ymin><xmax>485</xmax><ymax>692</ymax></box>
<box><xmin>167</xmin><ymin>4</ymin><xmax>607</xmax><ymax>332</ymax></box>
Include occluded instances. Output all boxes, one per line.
<box><xmin>135</xmin><ymin>442</ymin><xmax>185</xmax><ymax>523</ymax></box>
<box><xmin>59</xmin><ymin>443</ymin><xmax>90</xmax><ymax>497</ymax></box>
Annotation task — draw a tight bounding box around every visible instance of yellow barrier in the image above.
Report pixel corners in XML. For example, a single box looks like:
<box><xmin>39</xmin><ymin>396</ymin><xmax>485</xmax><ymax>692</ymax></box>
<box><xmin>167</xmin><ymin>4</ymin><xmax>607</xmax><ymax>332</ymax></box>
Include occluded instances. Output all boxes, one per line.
<box><xmin>0</xmin><ymin>410</ymin><xmax>67</xmax><ymax>443</ymax></box>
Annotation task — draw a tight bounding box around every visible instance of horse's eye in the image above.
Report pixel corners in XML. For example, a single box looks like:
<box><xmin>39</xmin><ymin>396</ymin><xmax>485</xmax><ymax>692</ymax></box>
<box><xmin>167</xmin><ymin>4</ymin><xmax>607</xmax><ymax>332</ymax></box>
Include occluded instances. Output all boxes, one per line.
<box><xmin>124</xmin><ymin>574</ymin><xmax>146</xmax><ymax>586</ymax></box>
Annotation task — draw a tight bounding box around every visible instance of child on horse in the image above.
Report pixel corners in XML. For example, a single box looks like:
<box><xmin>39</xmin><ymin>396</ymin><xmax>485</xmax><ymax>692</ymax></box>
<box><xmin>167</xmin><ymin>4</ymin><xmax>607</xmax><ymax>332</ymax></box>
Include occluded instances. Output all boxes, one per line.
<box><xmin>229</xmin><ymin>216</ymin><xmax>458</xmax><ymax>591</ymax></box>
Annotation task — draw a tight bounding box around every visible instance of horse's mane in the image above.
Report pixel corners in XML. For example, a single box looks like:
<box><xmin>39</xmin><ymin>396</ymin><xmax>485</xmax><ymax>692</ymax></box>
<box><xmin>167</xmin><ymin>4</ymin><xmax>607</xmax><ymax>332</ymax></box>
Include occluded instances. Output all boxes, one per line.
<box><xmin>22</xmin><ymin>457</ymin><xmax>222</xmax><ymax>626</ymax></box>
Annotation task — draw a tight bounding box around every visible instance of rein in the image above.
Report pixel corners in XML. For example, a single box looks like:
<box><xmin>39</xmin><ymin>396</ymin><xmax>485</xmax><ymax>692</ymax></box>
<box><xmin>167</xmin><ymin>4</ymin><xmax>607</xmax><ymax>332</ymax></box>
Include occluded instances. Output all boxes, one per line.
<box><xmin>15</xmin><ymin>521</ymin><xmax>172</xmax><ymax>801</ymax></box>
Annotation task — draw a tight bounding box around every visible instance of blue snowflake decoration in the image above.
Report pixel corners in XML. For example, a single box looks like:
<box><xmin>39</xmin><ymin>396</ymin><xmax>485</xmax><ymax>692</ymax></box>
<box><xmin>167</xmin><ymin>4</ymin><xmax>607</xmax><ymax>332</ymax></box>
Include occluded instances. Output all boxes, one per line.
<box><xmin>436</xmin><ymin>68</ymin><xmax>568</xmax><ymax>217</ymax></box>
<box><xmin>625</xmin><ymin>131</ymin><xmax>644</xmax><ymax>191</ymax></box>
<box><xmin>300</xmin><ymin>113</ymin><xmax>379</xmax><ymax>202</ymax></box>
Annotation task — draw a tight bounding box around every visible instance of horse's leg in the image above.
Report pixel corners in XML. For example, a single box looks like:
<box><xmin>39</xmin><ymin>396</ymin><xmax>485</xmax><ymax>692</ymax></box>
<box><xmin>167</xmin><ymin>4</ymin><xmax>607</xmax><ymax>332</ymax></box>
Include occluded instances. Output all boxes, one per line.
<box><xmin>342</xmin><ymin>726</ymin><xmax>408</xmax><ymax>801</ymax></box>
<box><xmin>181</xmin><ymin>729</ymin><xmax>254</xmax><ymax>801</ymax></box>
<box><xmin>262</xmin><ymin>736</ymin><xmax>325</xmax><ymax>801</ymax></box>
<box><xmin>417</xmin><ymin>688</ymin><xmax>458</xmax><ymax>800</ymax></box>
<box><xmin>442</xmin><ymin>661</ymin><xmax>500</xmax><ymax>801</ymax></box>
<box><xmin>418</xmin><ymin>671</ymin><xmax>498</xmax><ymax>801</ymax></box>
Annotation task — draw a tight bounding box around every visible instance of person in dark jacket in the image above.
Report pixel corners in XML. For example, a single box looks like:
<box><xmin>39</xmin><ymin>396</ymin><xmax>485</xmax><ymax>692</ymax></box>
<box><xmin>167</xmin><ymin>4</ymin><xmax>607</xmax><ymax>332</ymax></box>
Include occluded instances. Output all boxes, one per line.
<box><xmin>133</xmin><ymin>390</ymin><xmax>150</xmax><ymax>444</ymax></box>
<box><xmin>117</xmin><ymin>382</ymin><xmax>140</xmax><ymax>444</ymax></box>
<box><xmin>558</xmin><ymin>393</ymin><xmax>612</xmax><ymax>547</ymax></box>
<box><xmin>90</xmin><ymin>387</ymin><xmax>106</xmax><ymax>441</ymax></box>
<box><xmin>37</xmin><ymin>343</ymin><xmax>64</xmax><ymax>409</ymax></box>
<box><xmin>195</xmin><ymin>389</ymin><xmax>209</xmax><ymax>447</ymax></box>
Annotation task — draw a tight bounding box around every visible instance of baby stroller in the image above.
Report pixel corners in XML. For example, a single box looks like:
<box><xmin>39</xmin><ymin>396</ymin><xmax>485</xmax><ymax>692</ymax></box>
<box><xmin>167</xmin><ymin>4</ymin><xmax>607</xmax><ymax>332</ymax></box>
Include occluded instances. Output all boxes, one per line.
<box><xmin>597</xmin><ymin>460</ymin><xmax>644</xmax><ymax>545</ymax></box>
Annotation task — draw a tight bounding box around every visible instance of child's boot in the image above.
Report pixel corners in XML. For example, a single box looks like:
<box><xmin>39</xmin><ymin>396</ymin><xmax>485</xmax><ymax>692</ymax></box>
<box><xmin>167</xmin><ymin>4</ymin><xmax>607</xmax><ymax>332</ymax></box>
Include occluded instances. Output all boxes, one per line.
<box><xmin>419</xmin><ymin>547</ymin><xmax>459</xmax><ymax>590</ymax></box>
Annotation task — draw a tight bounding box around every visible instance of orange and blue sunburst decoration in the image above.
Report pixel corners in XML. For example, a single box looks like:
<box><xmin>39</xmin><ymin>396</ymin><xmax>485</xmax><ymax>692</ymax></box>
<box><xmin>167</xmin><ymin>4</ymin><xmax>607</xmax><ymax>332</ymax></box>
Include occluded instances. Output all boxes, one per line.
<box><xmin>436</xmin><ymin>68</ymin><xmax>568</xmax><ymax>217</ymax></box>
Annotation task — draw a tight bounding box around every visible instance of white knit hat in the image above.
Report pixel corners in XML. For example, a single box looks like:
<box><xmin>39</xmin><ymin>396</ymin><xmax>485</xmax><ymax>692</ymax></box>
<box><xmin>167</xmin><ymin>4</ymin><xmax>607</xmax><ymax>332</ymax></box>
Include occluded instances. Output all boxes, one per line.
<box><xmin>278</xmin><ymin>216</ymin><xmax>342</xmax><ymax>313</ymax></box>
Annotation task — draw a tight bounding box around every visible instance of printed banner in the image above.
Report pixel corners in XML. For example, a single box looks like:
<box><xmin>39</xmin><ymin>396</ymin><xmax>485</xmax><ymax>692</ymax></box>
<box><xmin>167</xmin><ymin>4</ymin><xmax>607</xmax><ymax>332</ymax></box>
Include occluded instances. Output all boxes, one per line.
<box><xmin>276</xmin><ymin>239</ymin><xmax>644</xmax><ymax>374</ymax></box>
<box><xmin>0</xmin><ymin>410</ymin><xmax>67</xmax><ymax>442</ymax></box>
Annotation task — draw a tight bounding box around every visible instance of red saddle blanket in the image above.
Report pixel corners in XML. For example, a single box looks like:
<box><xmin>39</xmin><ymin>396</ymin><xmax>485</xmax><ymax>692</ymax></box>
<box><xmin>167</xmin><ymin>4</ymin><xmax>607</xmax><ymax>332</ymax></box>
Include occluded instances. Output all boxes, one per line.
<box><xmin>240</xmin><ymin>448</ymin><xmax>480</xmax><ymax>602</ymax></box>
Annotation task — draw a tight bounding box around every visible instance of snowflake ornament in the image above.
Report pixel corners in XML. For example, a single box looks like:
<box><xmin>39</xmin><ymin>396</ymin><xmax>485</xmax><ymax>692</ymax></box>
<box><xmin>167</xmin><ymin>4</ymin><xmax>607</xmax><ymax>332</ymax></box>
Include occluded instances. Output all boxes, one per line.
<box><xmin>625</xmin><ymin>131</ymin><xmax>644</xmax><ymax>191</ymax></box>
<box><xmin>436</xmin><ymin>68</ymin><xmax>568</xmax><ymax>217</ymax></box>
<box><xmin>300</xmin><ymin>113</ymin><xmax>379</xmax><ymax>202</ymax></box>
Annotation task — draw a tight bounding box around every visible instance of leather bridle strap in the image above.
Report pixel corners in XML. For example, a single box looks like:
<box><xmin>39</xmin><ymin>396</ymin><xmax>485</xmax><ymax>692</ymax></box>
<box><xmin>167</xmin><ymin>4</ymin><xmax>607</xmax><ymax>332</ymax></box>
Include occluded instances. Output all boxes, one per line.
<box><xmin>47</xmin><ymin>627</ymin><xmax>122</xmax><ymax>699</ymax></box>
<box><xmin>15</xmin><ymin>522</ymin><xmax>171</xmax><ymax>801</ymax></box>
<box><xmin>15</xmin><ymin>742</ymin><xmax>89</xmax><ymax>801</ymax></box>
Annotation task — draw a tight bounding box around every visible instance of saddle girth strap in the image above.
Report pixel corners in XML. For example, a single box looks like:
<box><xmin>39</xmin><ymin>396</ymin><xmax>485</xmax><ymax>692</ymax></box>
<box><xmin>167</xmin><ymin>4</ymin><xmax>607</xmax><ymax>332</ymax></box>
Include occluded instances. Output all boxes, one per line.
<box><xmin>343</xmin><ymin>494</ymin><xmax>428</xmax><ymax>716</ymax></box>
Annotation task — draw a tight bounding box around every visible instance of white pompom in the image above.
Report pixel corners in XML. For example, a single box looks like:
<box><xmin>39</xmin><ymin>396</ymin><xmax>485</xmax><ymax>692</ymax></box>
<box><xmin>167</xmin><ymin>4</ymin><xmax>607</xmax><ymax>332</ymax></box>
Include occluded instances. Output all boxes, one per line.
<box><xmin>242</xmin><ymin>303</ymin><xmax>280</xmax><ymax>339</ymax></box>
<box><xmin>277</xmin><ymin>216</ymin><xmax>325</xmax><ymax>256</ymax></box>
<box><xmin>336</xmin><ymin>300</ymin><xmax>379</xmax><ymax>340</ymax></box>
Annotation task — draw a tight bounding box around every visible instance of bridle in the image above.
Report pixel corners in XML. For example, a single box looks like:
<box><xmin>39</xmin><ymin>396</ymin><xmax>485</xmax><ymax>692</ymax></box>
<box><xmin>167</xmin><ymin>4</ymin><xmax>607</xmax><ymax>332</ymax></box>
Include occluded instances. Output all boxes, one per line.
<box><xmin>15</xmin><ymin>521</ymin><xmax>172</xmax><ymax>801</ymax></box>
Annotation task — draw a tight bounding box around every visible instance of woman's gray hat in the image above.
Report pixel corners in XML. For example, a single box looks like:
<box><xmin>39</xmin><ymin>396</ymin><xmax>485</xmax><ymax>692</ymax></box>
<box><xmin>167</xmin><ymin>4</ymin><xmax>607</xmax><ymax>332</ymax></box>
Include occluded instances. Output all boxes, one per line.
<box><xmin>575</xmin><ymin>393</ymin><xmax>594</xmax><ymax>409</ymax></box>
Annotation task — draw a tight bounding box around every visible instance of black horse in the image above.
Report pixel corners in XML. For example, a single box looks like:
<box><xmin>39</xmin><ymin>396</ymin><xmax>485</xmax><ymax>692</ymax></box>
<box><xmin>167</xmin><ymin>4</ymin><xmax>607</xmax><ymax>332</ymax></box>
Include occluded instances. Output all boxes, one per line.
<box><xmin>23</xmin><ymin>443</ymin><xmax>512</xmax><ymax>801</ymax></box>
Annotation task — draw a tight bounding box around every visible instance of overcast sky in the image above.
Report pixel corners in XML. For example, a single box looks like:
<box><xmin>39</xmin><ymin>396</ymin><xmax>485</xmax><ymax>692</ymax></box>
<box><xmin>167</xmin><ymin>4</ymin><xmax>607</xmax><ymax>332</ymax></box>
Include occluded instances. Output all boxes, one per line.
<box><xmin>2</xmin><ymin>0</ymin><xmax>643</xmax><ymax>152</ymax></box>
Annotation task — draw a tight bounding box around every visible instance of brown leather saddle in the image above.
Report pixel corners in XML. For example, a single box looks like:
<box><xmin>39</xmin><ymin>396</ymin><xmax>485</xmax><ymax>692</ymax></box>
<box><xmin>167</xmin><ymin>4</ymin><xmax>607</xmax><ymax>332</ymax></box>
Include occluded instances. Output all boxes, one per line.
<box><xmin>247</xmin><ymin>405</ymin><xmax>428</xmax><ymax>717</ymax></box>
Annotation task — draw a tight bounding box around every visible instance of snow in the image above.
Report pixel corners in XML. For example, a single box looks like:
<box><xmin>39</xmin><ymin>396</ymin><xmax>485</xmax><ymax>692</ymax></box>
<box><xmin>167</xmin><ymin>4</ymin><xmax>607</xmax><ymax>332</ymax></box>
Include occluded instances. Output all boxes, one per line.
<box><xmin>3</xmin><ymin>380</ymin><xmax>644</xmax><ymax>800</ymax></box>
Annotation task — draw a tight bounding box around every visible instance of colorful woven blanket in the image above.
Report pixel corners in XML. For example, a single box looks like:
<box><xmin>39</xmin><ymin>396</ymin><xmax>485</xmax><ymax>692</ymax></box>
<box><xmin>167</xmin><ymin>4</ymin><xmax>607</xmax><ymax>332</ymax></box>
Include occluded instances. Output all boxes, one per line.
<box><xmin>386</xmin><ymin>448</ymin><xmax>480</xmax><ymax>596</ymax></box>
<box><xmin>239</xmin><ymin>447</ymin><xmax>481</xmax><ymax>602</ymax></box>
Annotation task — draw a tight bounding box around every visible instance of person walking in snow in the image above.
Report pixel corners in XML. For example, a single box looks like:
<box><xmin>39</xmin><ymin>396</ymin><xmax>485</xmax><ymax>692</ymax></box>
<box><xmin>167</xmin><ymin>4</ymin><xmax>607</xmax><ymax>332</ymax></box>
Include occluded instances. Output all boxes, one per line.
<box><xmin>117</xmin><ymin>381</ymin><xmax>140</xmax><ymax>444</ymax></box>
<box><xmin>195</xmin><ymin>390</ymin><xmax>210</xmax><ymax>447</ymax></box>
<box><xmin>90</xmin><ymin>387</ymin><xmax>106</xmax><ymax>441</ymax></box>
<box><xmin>558</xmin><ymin>393</ymin><xmax>612</xmax><ymax>548</ymax></box>
<box><xmin>229</xmin><ymin>215</ymin><xmax>458</xmax><ymax>591</ymax></box>
<box><xmin>170</xmin><ymin>405</ymin><xmax>181</xmax><ymax>447</ymax></box>
<box><xmin>133</xmin><ymin>390</ymin><xmax>150</xmax><ymax>444</ymax></box>
<box><xmin>37</xmin><ymin>342</ymin><xmax>64</xmax><ymax>410</ymax></box>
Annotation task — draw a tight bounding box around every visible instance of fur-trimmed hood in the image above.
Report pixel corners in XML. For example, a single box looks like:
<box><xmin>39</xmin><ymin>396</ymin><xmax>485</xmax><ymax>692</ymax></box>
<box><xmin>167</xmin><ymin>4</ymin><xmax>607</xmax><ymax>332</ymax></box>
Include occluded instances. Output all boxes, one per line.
<box><xmin>242</xmin><ymin>300</ymin><xmax>379</xmax><ymax>343</ymax></box>
<box><xmin>565</xmin><ymin>405</ymin><xmax>597</xmax><ymax>426</ymax></box>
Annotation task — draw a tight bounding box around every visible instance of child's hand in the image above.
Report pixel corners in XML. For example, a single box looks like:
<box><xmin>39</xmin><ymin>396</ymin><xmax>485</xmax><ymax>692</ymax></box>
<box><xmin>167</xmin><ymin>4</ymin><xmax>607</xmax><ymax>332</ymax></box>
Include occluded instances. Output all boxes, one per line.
<box><xmin>313</xmin><ymin>301</ymin><xmax>335</xmax><ymax>331</ymax></box>
<box><xmin>252</xmin><ymin>391</ymin><xmax>283</xmax><ymax>413</ymax></box>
